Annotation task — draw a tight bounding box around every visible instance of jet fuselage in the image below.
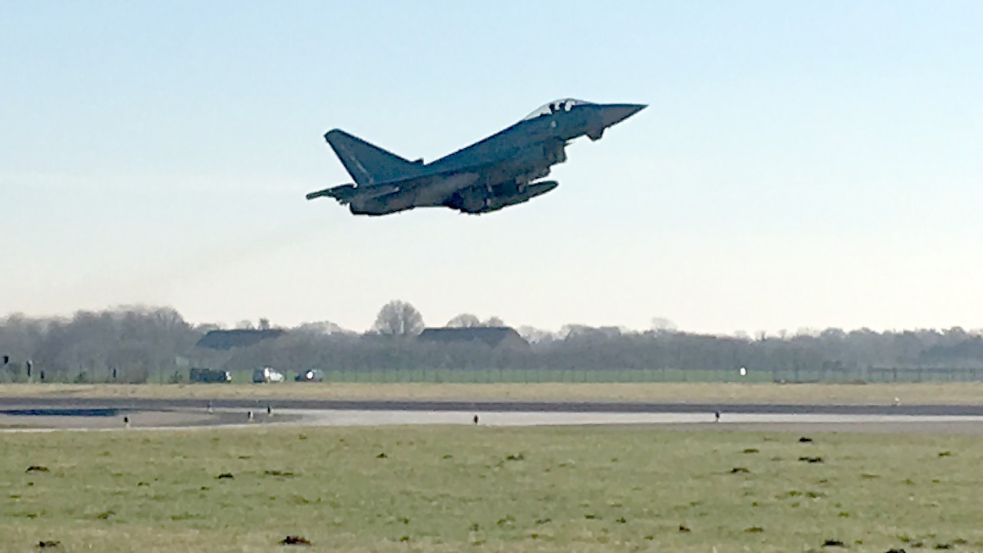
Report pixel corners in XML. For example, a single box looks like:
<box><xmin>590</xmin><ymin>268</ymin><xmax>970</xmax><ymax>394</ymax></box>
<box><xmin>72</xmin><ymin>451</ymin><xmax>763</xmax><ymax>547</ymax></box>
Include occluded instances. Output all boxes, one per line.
<box><xmin>306</xmin><ymin>99</ymin><xmax>645</xmax><ymax>215</ymax></box>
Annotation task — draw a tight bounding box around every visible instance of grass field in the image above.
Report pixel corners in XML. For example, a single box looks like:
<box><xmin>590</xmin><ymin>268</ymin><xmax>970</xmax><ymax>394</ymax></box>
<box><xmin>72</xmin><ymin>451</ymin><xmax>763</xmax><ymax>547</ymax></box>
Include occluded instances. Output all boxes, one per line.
<box><xmin>2</xmin><ymin>426</ymin><xmax>981</xmax><ymax>552</ymax></box>
<box><xmin>2</xmin><ymin>382</ymin><xmax>983</xmax><ymax>405</ymax></box>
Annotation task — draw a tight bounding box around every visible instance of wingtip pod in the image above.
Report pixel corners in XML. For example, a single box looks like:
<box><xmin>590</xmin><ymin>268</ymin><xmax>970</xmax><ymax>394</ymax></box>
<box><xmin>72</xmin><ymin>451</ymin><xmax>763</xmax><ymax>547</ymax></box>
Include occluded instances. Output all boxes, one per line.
<box><xmin>306</xmin><ymin>183</ymin><xmax>357</xmax><ymax>204</ymax></box>
<box><xmin>306</xmin><ymin>189</ymin><xmax>330</xmax><ymax>201</ymax></box>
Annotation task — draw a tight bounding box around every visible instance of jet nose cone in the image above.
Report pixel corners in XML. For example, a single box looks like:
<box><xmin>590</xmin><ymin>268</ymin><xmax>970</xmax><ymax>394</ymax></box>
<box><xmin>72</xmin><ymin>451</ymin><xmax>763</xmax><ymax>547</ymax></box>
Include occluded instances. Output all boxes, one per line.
<box><xmin>600</xmin><ymin>103</ymin><xmax>647</xmax><ymax>128</ymax></box>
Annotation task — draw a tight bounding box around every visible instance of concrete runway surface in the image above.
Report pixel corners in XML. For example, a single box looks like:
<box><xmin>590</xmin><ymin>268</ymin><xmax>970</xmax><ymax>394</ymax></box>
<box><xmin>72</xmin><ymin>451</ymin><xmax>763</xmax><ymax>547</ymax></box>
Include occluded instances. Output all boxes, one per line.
<box><xmin>1</xmin><ymin>397</ymin><xmax>983</xmax><ymax>433</ymax></box>
<box><xmin>3</xmin><ymin>396</ymin><xmax>983</xmax><ymax>415</ymax></box>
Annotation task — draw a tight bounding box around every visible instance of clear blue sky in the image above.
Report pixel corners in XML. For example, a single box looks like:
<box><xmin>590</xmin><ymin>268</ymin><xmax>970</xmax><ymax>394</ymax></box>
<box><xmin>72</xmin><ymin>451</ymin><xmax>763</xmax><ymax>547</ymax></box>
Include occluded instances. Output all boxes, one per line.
<box><xmin>2</xmin><ymin>1</ymin><xmax>982</xmax><ymax>334</ymax></box>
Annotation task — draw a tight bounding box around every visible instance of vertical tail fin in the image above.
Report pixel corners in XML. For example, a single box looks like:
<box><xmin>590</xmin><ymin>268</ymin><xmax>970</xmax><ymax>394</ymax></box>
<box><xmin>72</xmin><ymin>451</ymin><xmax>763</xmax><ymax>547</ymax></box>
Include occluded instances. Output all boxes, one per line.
<box><xmin>325</xmin><ymin>129</ymin><xmax>422</xmax><ymax>186</ymax></box>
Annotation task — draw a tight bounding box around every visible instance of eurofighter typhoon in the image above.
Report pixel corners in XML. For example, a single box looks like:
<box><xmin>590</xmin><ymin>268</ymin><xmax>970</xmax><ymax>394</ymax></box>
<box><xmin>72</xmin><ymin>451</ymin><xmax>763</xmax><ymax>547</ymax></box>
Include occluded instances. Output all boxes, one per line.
<box><xmin>306</xmin><ymin>99</ymin><xmax>645</xmax><ymax>215</ymax></box>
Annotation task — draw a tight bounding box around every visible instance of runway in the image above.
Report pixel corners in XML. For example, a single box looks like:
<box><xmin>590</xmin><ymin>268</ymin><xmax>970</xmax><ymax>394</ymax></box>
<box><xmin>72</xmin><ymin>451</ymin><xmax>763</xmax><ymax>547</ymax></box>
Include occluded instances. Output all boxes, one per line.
<box><xmin>1</xmin><ymin>396</ymin><xmax>983</xmax><ymax>433</ymax></box>
<box><xmin>280</xmin><ymin>408</ymin><xmax>983</xmax><ymax>434</ymax></box>
<box><xmin>3</xmin><ymin>396</ymin><xmax>983</xmax><ymax>415</ymax></box>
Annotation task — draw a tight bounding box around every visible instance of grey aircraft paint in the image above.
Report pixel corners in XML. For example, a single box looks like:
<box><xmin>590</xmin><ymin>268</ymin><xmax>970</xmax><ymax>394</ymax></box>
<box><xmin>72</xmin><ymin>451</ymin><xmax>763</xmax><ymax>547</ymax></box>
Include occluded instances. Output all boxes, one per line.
<box><xmin>306</xmin><ymin>99</ymin><xmax>645</xmax><ymax>216</ymax></box>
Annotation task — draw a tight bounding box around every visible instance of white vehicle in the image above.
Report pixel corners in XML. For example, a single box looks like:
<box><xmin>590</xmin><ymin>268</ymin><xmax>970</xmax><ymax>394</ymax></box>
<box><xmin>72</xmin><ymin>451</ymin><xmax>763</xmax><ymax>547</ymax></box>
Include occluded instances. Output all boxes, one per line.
<box><xmin>252</xmin><ymin>367</ymin><xmax>284</xmax><ymax>383</ymax></box>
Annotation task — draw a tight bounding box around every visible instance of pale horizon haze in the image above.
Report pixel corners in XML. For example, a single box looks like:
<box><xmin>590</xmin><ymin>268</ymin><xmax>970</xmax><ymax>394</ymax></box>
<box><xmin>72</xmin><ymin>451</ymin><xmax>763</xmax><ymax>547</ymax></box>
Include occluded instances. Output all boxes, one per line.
<box><xmin>2</xmin><ymin>1</ymin><xmax>982</xmax><ymax>334</ymax></box>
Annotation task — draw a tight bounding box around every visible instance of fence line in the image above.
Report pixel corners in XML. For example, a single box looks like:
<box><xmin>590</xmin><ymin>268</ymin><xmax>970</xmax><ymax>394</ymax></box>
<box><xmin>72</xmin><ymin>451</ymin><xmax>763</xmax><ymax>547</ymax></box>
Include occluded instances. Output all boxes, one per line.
<box><xmin>295</xmin><ymin>366</ymin><xmax>983</xmax><ymax>384</ymax></box>
<box><xmin>8</xmin><ymin>366</ymin><xmax>983</xmax><ymax>385</ymax></box>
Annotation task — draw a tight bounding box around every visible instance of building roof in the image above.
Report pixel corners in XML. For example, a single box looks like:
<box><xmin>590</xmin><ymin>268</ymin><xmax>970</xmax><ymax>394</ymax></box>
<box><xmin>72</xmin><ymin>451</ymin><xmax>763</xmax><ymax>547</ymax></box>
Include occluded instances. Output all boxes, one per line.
<box><xmin>195</xmin><ymin>329</ymin><xmax>285</xmax><ymax>350</ymax></box>
<box><xmin>418</xmin><ymin>327</ymin><xmax>529</xmax><ymax>349</ymax></box>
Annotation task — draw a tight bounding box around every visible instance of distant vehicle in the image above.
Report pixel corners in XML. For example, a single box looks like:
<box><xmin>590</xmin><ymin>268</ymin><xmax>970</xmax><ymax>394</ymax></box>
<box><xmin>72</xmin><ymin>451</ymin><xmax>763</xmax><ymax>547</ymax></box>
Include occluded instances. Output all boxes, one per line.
<box><xmin>306</xmin><ymin>98</ymin><xmax>645</xmax><ymax>215</ymax></box>
<box><xmin>252</xmin><ymin>367</ymin><xmax>285</xmax><ymax>383</ymax></box>
<box><xmin>189</xmin><ymin>367</ymin><xmax>232</xmax><ymax>383</ymax></box>
<box><xmin>295</xmin><ymin>369</ymin><xmax>324</xmax><ymax>382</ymax></box>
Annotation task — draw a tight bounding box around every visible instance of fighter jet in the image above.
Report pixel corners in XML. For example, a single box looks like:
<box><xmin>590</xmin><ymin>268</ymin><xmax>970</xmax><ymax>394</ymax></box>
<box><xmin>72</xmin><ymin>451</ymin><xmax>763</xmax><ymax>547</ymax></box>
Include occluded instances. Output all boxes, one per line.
<box><xmin>306</xmin><ymin>99</ymin><xmax>645</xmax><ymax>216</ymax></box>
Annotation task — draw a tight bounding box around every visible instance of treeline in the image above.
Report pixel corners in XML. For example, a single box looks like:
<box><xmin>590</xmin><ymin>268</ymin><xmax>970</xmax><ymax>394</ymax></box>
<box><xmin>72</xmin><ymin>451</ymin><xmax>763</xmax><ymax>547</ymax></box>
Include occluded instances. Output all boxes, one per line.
<box><xmin>2</xmin><ymin>305</ymin><xmax>983</xmax><ymax>383</ymax></box>
<box><xmin>0</xmin><ymin>307</ymin><xmax>199</xmax><ymax>383</ymax></box>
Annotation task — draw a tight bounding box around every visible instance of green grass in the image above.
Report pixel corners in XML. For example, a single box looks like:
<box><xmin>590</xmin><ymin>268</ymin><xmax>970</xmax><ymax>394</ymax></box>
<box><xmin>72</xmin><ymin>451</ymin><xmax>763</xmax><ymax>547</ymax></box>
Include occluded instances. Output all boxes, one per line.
<box><xmin>4</xmin><ymin>381</ymin><xmax>983</xmax><ymax>405</ymax></box>
<box><xmin>1</xmin><ymin>427</ymin><xmax>982</xmax><ymax>552</ymax></box>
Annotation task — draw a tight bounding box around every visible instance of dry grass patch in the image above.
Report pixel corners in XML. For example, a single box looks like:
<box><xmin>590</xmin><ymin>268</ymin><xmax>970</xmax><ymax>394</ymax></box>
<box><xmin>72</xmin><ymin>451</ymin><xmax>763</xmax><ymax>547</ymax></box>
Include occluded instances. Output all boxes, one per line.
<box><xmin>3</xmin><ymin>382</ymin><xmax>983</xmax><ymax>405</ymax></box>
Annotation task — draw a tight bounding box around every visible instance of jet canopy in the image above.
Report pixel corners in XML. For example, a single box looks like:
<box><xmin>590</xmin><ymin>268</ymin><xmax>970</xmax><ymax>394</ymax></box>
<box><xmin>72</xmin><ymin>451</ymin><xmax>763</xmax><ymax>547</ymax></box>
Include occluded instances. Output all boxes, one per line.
<box><xmin>522</xmin><ymin>98</ymin><xmax>591</xmax><ymax>121</ymax></box>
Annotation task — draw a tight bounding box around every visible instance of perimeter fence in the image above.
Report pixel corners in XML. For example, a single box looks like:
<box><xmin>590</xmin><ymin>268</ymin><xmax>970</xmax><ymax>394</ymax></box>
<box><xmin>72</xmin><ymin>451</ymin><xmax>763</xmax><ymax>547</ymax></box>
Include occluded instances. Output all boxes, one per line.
<box><xmin>14</xmin><ymin>365</ymin><xmax>983</xmax><ymax>385</ymax></box>
<box><xmin>221</xmin><ymin>366</ymin><xmax>983</xmax><ymax>384</ymax></box>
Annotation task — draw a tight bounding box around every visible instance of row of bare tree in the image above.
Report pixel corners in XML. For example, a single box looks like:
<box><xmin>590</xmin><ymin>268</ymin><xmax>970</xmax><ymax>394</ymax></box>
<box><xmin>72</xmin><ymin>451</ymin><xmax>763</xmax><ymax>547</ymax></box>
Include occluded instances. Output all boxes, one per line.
<box><xmin>3</xmin><ymin>302</ymin><xmax>983</xmax><ymax>383</ymax></box>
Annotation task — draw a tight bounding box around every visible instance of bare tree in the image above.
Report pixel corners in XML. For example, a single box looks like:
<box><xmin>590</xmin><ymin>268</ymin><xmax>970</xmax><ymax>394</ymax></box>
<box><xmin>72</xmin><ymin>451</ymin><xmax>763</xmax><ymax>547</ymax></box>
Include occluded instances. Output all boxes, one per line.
<box><xmin>651</xmin><ymin>317</ymin><xmax>677</xmax><ymax>332</ymax></box>
<box><xmin>296</xmin><ymin>321</ymin><xmax>348</xmax><ymax>335</ymax></box>
<box><xmin>483</xmin><ymin>316</ymin><xmax>505</xmax><ymax>327</ymax></box>
<box><xmin>373</xmin><ymin>300</ymin><xmax>425</xmax><ymax>337</ymax></box>
<box><xmin>446</xmin><ymin>313</ymin><xmax>481</xmax><ymax>328</ymax></box>
<box><xmin>516</xmin><ymin>326</ymin><xmax>555</xmax><ymax>344</ymax></box>
<box><xmin>559</xmin><ymin>324</ymin><xmax>593</xmax><ymax>339</ymax></box>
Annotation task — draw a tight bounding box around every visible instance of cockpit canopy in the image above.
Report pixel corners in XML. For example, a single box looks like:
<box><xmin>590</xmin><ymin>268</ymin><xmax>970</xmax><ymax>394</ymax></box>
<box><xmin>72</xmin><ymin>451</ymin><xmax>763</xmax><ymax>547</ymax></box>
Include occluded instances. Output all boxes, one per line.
<box><xmin>522</xmin><ymin>98</ymin><xmax>591</xmax><ymax>121</ymax></box>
